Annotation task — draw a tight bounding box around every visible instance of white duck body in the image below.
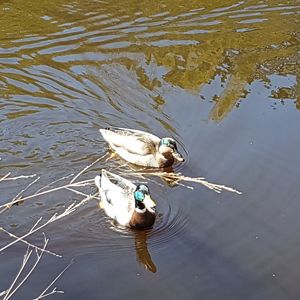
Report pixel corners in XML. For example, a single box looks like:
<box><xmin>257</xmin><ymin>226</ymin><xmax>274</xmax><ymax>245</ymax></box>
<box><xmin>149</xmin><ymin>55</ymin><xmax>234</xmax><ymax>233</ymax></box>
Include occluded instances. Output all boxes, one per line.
<box><xmin>100</xmin><ymin>127</ymin><xmax>184</xmax><ymax>168</ymax></box>
<box><xmin>95</xmin><ymin>170</ymin><xmax>156</xmax><ymax>229</ymax></box>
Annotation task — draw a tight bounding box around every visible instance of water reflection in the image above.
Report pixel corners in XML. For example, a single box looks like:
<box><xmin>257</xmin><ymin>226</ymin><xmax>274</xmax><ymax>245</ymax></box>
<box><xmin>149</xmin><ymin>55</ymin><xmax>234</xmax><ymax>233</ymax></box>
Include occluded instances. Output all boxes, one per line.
<box><xmin>105</xmin><ymin>220</ymin><xmax>157</xmax><ymax>273</ymax></box>
<box><xmin>0</xmin><ymin>0</ymin><xmax>298</xmax><ymax>132</ymax></box>
<box><xmin>134</xmin><ymin>230</ymin><xmax>157</xmax><ymax>273</ymax></box>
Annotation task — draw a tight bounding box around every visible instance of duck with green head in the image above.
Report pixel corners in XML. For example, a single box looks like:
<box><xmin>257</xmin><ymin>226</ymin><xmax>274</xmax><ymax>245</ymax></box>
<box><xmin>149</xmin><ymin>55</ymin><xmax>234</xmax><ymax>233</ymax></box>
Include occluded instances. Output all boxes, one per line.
<box><xmin>99</xmin><ymin>127</ymin><xmax>184</xmax><ymax>168</ymax></box>
<box><xmin>95</xmin><ymin>170</ymin><xmax>156</xmax><ymax>229</ymax></box>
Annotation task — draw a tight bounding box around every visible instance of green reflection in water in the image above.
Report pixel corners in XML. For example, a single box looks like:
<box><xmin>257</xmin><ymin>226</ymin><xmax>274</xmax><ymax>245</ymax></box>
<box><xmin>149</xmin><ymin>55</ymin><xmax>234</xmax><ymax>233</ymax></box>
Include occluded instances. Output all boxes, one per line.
<box><xmin>0</xmin><ymin>0</ymin><xmax>299</xmax><ymax>122</ymax></box>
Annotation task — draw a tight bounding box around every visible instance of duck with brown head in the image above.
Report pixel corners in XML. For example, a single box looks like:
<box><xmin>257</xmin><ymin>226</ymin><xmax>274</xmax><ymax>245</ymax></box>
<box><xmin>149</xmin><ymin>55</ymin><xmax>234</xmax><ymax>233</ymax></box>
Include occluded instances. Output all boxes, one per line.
<box><xmin>99</xmin><ymin>127</ymin><xmax>184</xmax><ymax>168</ymax></box>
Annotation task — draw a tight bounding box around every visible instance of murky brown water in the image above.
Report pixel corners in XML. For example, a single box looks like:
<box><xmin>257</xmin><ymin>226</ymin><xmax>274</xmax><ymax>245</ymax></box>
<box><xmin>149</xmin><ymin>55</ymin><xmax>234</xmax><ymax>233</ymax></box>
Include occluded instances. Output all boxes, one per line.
<box><xmin>0</xmin><ymin>0</ymin><xmax>299</xmax><ymax>299</ymax></box>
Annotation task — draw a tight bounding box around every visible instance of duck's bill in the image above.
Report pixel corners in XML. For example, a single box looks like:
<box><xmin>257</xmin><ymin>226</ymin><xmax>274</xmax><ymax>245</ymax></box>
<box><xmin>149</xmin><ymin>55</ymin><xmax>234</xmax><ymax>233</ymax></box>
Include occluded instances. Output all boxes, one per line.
<box><xmin>144</xmin><ymin>194</ymin><xmax>156</xmax><ymax>212</ymax></box>
<box><xmin>173</xmin><ymin>151</ymin><xmax>184</xmax><ymax>162</ymax></box>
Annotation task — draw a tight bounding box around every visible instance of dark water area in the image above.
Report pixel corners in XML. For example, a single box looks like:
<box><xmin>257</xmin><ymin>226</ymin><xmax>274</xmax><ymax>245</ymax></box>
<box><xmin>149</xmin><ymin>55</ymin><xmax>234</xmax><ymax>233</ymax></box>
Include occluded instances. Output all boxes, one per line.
<box><xmin>0</xmin><ymin>0</ymin><xmax>299</xmax><ymax>299</ymax></box>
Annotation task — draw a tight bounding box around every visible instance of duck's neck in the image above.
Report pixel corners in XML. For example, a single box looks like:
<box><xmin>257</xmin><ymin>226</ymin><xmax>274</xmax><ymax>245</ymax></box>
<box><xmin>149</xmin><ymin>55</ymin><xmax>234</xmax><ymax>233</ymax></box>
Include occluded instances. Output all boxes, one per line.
<box><xmin>156</xmin><ymin>152</ymin><xmax>174</xmax><ymax>168</ymax></box>
<box><xmin>130</xmin><ymin>208</ymin><xmax>156</xmax><ymax>229</ymax></box>
<box><xmin>135</xmin><ymin>201</ymin><xmax>146</xmax><ymax>213</ymax></box>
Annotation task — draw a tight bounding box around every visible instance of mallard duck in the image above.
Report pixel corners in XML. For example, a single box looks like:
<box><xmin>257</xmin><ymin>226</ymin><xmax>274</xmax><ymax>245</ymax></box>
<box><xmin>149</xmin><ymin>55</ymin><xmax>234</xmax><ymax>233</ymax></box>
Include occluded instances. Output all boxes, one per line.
<box><xmin>94</xmin><ymin>169</ymin><xmax>156</xmax><ymax>229</ymax></box>
<box><xmin>99</xmin><ymin>127</ymin><xmax>184</xmax><ymax>168</ymax></box>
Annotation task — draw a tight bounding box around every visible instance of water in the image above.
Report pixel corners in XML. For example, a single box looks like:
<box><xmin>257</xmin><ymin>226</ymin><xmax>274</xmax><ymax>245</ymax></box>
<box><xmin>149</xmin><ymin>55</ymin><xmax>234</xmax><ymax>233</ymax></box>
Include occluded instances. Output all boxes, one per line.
<box><xmin>0</xmin><ymin>0</ymin><xmax>299</xmax><ymax>299</ymax></box>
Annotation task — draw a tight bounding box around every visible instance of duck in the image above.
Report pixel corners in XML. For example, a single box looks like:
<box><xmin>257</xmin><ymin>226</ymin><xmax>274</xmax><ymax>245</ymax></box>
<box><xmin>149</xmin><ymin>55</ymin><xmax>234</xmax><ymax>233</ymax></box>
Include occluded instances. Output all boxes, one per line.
<box><xmin>94</xmin><ymin>169</ymin><xmax>156</xmax><ymax>229</ymax></box>
<box><xmin>99</xmin><ymin>127</ymin><xmax>184</xmax><ymax>168</ymax></box>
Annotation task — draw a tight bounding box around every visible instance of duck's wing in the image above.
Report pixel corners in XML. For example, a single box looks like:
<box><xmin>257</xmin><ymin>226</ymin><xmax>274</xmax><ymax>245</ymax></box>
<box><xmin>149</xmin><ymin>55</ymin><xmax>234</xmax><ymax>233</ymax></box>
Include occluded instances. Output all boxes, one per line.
<box><xmin>101</xmin><ymin>170</ymin><xmax>136</xmax><ymax>190</ymax></box>
<box><xmin>101</xmin><ymin>127</ymin><xmax>161</xmax><ymax>143</ymax></box>
<box><xmin>113</xmin><ymin>147</ymin><xmax>159</xmax><ymax>167</ymax></box>
<box><xmin>100</xmin><ymin>127</ymin><xmax>160</xmax><ymax>155</ymax></box>
<box><xmin>98</xmin><ymin>170</ymin><xmax>135</xmax><ymax>224</ymax></box>
<box><xmin>100</xmin><ymin>170</ymin><xmax>136</xmax><ymax>206</ymax></box>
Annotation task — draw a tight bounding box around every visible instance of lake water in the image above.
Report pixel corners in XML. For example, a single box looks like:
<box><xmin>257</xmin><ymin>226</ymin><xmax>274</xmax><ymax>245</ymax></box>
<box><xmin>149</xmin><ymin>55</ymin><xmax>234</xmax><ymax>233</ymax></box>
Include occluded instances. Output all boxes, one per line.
<box><xmin>0</xmin><ymin>0</ymin><xmax>299</xmax><ymax>299</ymax></box>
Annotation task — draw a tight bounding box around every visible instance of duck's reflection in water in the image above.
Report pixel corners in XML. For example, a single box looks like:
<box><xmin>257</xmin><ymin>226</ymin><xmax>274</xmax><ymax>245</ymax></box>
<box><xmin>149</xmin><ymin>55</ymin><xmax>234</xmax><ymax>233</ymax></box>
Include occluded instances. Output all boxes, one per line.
<box><xmin>133</xmin><ymin>230</ymin><xmax>157</xmax><ymax>273</ymax></box>
<box><xmin>109</xmin><ymin>221</ymin><xmax>157</xmax><ymax>273</ymax></box>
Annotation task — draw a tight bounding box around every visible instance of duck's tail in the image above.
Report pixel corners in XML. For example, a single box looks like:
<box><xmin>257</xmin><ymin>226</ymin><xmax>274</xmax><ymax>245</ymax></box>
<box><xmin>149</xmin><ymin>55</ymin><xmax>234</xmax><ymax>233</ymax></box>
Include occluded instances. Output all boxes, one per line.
<box><xmin>94</xmin><ymin>174</ymin><xmax>102</xmax><ymax>190</ymax></box>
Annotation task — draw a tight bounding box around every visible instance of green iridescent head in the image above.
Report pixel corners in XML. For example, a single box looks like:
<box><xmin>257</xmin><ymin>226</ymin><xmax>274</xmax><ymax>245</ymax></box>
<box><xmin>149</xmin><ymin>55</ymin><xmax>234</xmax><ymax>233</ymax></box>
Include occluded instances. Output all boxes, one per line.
<box><xmin>134</xmin><ymin>184</ymin><xmax>150</xmax><ymax>202</ymax></box>
<box><xmin>158</xmin><ymin>138</ymin><xmax>184</xmax><ymax>162</ymax></box>
<box><xmin>134</xmin><ymin>184</ymin><xmax>156</xmax><ymax>212</ymax></box>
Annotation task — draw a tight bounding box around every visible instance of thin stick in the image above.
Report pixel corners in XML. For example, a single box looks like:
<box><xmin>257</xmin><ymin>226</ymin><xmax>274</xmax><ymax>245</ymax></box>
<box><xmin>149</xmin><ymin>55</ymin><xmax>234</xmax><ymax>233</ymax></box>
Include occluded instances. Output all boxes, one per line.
<box><xmin>33</xmin><ymin>288</ymin><xmax>64</xmax><ymax>299</ymax></box>
<box><xmin>0</xmin><ymin>218</ymin><xmax>43</xmax><ymax>253</ymax></box>
<box><xmin>11</xmin><ymin>176</ymin><xmax>40</xmax><ymax>203</ymax></box>
<box><xmin>1</xmin><ymin>174</ymin><xmax>37</xmax><ymax>181</ymax></box>
<box><xmin>0</xmin><ymin>175</ymin><xmax>40</xmax><ymax>214</ymax></box>
<box><xmin>0</xmin><ymin>193</ymin><xmax>97</xmax><ymax>253</ymax></box>
<box><xmin>65</xmin><ymin>187</ymin><xmax>101</xmax><ymax>200</ymax></box>
<box><xmin>121</xmin><ymin>171</ymin><xmax>242</xmax><ymax>194</ymax></box>
<box><xmin>4</xmin><ymin>238</ymin><xmax>49</xmax><ymax>300</ymax></box>
<box><xmin>70</xmin><ymin>154</ymin><xmax>107</xmax><ymax>184</ymax></box>
<box><xmin>0</xmin><ymin>206</ymin><xmax>9</xmax><ymax>214</ymax></box>
<box><xmin>33</xmin><ymin>260</ymin><xmax>74</xmax><ymax>300</ymax></box>
<box><xmin>0</xmin><ymin>173</ymin><xmax>11</xmax><ymax>182</ymax></box>
<box><xmin>3</xmin><ymin>246</ymin><xmax>33</xmax><ymax>300</ymax></box>
<box><xmin>0</xmin><ymin>227</ymin><xmax>62</xmax><ymax>258</ymax></box>
<box><xmin>35</xmin><ymin>174</ymin><xmax>74</xmax><ymax>194</ymax></box>
<box><xmin>0</xmin><ymin>179</ymin><xmax>95</xmax><ymax>210</ymax></box>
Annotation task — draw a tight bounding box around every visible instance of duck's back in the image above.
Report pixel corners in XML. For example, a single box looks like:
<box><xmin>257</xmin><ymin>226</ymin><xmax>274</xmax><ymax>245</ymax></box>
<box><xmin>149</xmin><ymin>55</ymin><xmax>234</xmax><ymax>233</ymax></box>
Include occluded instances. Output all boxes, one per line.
<box><xmin>100</xmin><ymin>127</ymin><xmax>159</xmax><ymax>155</ymax></box>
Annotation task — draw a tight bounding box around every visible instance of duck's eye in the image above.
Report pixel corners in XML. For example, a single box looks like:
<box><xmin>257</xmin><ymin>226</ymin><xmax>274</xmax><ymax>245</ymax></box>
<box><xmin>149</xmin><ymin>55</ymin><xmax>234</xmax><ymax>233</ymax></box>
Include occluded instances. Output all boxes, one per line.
<box><xmin>169</xmin><ymin>140</ymin><xmax>177</xmax><ymax>151</ymax></box>
<box><xmin>134</xmin><ymin>191</ymin><xmax>145</xmax><ymax>201</ymax></box>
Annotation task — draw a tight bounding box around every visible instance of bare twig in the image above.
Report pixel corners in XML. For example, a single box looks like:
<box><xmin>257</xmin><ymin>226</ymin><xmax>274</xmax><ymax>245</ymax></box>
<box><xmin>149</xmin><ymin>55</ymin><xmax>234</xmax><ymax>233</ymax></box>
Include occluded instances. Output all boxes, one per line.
<box><xmin>0</xmin><ymin>193</ymin><xmax>97</xmax><ymax>253</ymax></box>
<box><xmin>0</xmin><ymin>227</ymin><xmax>62</xmax><ymax>258</ymax></box>
<box><xmin>0</xmin><ymin>173</ymin><xmax>11</xmax><ymax>182</ymax></box>
<box><xmin>33</xmin><ymin>260</ymin><xmax>74</xmax><ymax>300</ymax></box>
<box><xmin>34</xmin><ymin>288</ymin><xmax>64</xmax><ymax>299</ymax></box>
<box><xmin>70</xmin><ymin>154</ymin><xmax>107</xmax><ymax>184</ymax></box>
<box><xmin>65</xmin><ymin>187</ymin><xmax>100</xmax><ymax>200</ymax></box>
<box><xmin>35</xmin><ymin>174</ymin><xmax>75</xmax><ymax>194</ymax></box>
<box><xmin>3</xmin><ymin>247</ymin><xmax>33</xmax><ymax>300</ymax></box>
<box><xmin>1</xmin><ymin>174</ymin><xmax>37</xmax><ymax>181</ymax></box>
<box><xmin>3</xmin><ymin>237</ymin><xmax>49</xmax><ymax>300</ymax></box>
<box><xmin>0</xmin><ymin>217</ymin><xmax>43</xmax><ymax>253</ymax></box>
<box><xmin>0</xmin><ymin>179</ymin><xmax>94</xmax><ymax>210</ymax></box>
<box><xmin>0</xmin><ymin>160</ymin><xmax>103</xmax><ymax>298</ymax></box>
<box><xmin>0</xmin><ymin>176</ymin><xmax>40</xmax><ymax>214</ymax></box>
<box><xmin>0</xmin><ymin>206</ymin><xmax>9</xmax><ymax>215</ymax></box>
<box><xmin>12</xmin><ymin>176</ymin><xmax>41</xmax><ymax>202</ymax></box>
<box><xmin>120</xmin><ymin>171</ymin><xmax>242</xmax><ymax>194</ymax></box>
<box><xmin>0</xmin><ymin>290</ymin><xmax>7</xmax><ymax>297</ymax></box>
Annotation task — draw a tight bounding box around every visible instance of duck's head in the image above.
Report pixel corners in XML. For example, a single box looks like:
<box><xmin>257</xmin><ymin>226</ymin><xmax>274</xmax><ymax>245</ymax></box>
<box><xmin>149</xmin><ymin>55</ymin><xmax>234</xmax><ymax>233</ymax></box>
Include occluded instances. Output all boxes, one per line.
<box><xmin>134</xmin><ymin>184</ymin><xmax>156</xmax><ymax>213</ymax></box>
<box><xmin>158</xmin><ymin>138</ymin><xmax>184</xmax><ymax>162</ymax></box>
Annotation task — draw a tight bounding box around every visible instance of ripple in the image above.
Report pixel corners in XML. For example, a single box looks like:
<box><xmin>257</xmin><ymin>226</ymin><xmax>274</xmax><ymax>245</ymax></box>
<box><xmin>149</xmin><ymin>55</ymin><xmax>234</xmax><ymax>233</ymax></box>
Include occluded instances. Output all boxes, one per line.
<box><xmin>100</xmin><ymin>41</ymin><xmax>133</xmax><ymax>49</ymax></box>
<box><xmin>238</xmin><ymin>18</ymin><xmax>268</xmax><ymax>24</ymax></box>
<box><xmin>78</xmin><ymin>195</ymin><xmax>190</xmax><ymax>258</ymax></box>
<box><xmin>147</xmin><ymin>39</ymin><xmax>200</xmax><ymax>47</ymax></box>
<box><xmin>149</xmin><ymin>201</ymin><xmax>189</xmax><ymax>251</ymax></box>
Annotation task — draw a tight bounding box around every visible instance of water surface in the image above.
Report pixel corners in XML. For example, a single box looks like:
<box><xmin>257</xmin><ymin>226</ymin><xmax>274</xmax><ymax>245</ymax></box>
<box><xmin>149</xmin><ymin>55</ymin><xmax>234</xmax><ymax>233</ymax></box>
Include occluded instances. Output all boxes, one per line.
<box><xmin>0</xmin><ymin>0</ymin><xmax>299</xmax><ymax>299</ymax></box>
